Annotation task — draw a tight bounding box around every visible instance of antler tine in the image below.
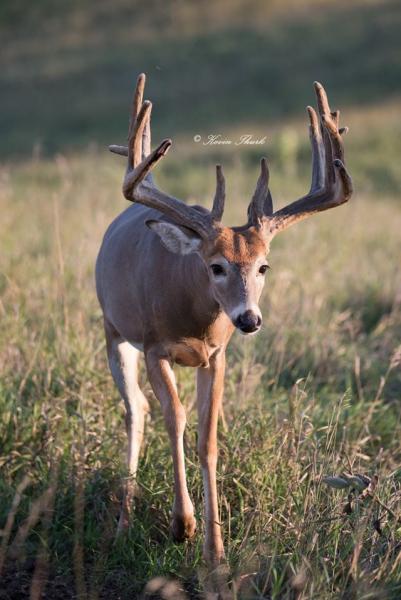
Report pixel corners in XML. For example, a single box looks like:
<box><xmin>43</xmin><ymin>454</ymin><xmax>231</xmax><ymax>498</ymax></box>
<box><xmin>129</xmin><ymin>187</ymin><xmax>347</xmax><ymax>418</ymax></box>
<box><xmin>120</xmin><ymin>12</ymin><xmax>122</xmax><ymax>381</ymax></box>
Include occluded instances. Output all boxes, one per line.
<box><xmin>134</xmin><ymin>73</ymin><xmax>152</xmax><ymax>160</ymax></box>
<box><xmin>123</xmin><ymin>139</ymin><xmax>172</xmax><ymax>197</ymax></box>
<box><xmin>127</xmin><ymin>99</ymin><xmax>152</xmax><ymax>171</ymax></box>
<box><xmin>109</xmin><ymin>74</ymin><xmax>149</xmax><ymax>163</ymax></box>
<box><xmin>307</xmin><ymin>105</ymin><xmax>325</xmax><ymax>192</ymax></box>
<box><xmin>211</xmin><ymin>165</ymin><xmax>225</xmax><ymax>223</ymax></box>
<box><xmin>142</xmin><ymin>105</ymin><xmax>151</xmax><ymax>159</ymax></box>
<box><xmin>109</xmin><ymin>144</ymin><xmax>129</xmax><ymax>156</ymax></box>
<box><xmin>128</xmin><ymin>73</ymin><xmax>145</xmax><ymax>141</ymax></box>
<box><xmin>128</xmin><ymin>73</ymin><xmax>148</xmax><ymax>170</ymax></box>
<box><xmin>247</xmin><ymin>158</ymin><xmax>272</xmax><ymax>228</ymax></box>
<box><xmin>268</xmin><ymin>82</ymin><xmax>352</xmax><ymax>236</ymax></box>
<box><xmin>109</xmin><ymin>142</ymin><xmax>148</xmax><ymax>159</ymax></box>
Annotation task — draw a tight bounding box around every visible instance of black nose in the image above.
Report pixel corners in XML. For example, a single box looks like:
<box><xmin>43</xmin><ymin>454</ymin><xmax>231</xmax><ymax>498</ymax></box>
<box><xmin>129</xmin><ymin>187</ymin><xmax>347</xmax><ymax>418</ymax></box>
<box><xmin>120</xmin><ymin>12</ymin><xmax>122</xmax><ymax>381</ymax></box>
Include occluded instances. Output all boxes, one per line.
<box><xmin>235</xmin><ymin>310</ymin><xmax>262</xmax><ymax>333</ymax></box>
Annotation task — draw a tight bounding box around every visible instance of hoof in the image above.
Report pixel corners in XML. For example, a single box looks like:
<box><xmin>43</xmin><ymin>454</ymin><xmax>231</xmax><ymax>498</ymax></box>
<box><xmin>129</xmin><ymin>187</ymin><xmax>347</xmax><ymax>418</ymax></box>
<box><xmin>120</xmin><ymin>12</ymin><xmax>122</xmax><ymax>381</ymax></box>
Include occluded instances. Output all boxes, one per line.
<box><xmin>171</xmin><ymin>514</ymin><xmax>197</xmax><ymax>542</ymax></box>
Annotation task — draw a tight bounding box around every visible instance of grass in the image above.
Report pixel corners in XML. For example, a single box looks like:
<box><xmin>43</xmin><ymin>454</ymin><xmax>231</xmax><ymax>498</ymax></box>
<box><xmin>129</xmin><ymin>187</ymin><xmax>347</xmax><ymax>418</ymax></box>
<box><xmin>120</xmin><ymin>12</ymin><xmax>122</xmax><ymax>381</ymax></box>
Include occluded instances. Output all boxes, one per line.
<box><xmin>1</xmin><ymin>144</ymin><xmax>401</xmax><ymax>598</ymax></box>
<box><xmin>1</xmin><ymin>0</ymin><xmax>401</xmax><ymax>598</ymax></box>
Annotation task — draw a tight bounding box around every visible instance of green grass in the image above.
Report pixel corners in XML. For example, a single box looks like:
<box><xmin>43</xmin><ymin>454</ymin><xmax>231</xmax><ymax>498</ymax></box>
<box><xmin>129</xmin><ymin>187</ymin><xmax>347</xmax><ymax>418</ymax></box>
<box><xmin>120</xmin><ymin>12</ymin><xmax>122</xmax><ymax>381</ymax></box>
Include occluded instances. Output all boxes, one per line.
<box><xmin>1</xmin><ymin>0</ymin><xmax>401</xmax><ymax>598</ymax></box>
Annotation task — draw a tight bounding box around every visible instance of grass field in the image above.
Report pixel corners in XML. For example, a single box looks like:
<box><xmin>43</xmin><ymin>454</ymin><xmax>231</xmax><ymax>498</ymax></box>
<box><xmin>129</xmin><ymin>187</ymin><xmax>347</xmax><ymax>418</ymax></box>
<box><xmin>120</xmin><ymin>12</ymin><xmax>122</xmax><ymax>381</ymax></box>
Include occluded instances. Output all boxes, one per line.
<box><xmin>1</xmin><ymin>1</ymin><xmax>401</xmax><ymax>598</ymax></box>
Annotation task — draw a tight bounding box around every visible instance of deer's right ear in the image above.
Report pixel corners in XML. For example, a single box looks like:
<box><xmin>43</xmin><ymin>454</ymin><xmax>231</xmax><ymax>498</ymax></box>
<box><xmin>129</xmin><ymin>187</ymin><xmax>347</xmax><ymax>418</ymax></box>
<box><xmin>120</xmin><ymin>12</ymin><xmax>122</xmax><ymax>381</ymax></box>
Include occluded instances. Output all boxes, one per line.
<box><xmin>146</xmin><ymin>220</ymin><xmax>203</xmax><ymax>255</ymax></box>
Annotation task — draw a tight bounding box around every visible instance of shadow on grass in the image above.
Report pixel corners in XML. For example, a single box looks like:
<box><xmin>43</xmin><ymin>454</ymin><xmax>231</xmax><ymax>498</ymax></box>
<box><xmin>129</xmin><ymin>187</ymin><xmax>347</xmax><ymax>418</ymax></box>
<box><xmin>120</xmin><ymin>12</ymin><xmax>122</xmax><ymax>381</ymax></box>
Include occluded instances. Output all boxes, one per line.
<box><xmin>0</xmin><ymin>461</ymin><xmax>202</xmax><ymax>599</ymax></box>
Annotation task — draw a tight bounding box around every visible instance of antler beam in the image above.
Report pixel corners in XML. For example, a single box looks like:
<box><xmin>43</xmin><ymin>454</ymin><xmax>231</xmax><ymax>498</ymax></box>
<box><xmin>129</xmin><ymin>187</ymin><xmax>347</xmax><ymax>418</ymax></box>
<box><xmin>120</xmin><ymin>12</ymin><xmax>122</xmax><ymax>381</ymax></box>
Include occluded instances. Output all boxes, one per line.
<box><xmin>109</xmin><ymin>74</ymin><xmax>225</xmax><ymax>237</ymax></box>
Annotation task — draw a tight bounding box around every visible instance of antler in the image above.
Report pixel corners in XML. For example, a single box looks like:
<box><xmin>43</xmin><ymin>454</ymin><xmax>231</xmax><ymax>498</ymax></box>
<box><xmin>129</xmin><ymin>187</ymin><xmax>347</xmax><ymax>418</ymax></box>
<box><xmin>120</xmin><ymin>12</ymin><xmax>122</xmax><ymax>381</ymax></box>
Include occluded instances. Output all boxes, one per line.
<box><xmin>246</xmin><ymin>82</ymin><xmax>352</xmax><ymax>236</ymax></box>
<box><xmin>270</xmin><ymin>82</ymin><xmax>352</xmax><ymax>235</ymax></box>
<box><xmin>109</xmin><ymin>74</ymin><xmax>225</xmax><ymax>237</ymax></box>
<box><xmin>247</xmin><ymin>158</ymin><xmax>273</xmax><ymax>228</ymax></box>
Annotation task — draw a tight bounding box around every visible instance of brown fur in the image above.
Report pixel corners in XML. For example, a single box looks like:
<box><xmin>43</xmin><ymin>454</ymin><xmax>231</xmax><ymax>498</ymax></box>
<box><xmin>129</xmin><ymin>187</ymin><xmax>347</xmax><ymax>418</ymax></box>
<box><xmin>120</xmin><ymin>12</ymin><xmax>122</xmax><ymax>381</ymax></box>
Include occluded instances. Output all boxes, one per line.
<box><xmin>208</xmin><ymin>226</ymin><xmax>268</xmax><ymax>265</ymax></box>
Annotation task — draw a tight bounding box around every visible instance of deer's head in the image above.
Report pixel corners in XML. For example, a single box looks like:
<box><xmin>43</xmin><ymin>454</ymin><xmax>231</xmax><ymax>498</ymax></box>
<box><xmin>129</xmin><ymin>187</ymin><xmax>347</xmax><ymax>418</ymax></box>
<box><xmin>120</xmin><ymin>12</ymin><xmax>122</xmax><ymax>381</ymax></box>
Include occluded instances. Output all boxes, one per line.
<box><xmin>110</xmin><ymin>74</ymin><xmax>352</xmax><ymax>335</ymax></box>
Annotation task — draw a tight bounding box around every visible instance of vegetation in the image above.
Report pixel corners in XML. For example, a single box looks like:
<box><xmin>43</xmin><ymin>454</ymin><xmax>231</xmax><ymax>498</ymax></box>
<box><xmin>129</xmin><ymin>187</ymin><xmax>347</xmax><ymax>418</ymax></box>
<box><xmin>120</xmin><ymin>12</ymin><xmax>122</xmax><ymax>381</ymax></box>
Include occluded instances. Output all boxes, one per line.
<box><xmin>1</xmin><ymin>0</ymin><xmax>401</xmax><ymax>598</ymax></box>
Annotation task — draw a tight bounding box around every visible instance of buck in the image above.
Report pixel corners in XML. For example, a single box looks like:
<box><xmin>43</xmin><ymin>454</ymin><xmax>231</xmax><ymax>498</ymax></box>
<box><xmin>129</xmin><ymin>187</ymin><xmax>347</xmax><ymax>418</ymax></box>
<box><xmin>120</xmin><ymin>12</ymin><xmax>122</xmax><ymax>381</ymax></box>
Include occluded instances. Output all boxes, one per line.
<box><xmin>96</xmin><ymin>74</ymin><xmax>352</xmax><ymax>564</ymax></box>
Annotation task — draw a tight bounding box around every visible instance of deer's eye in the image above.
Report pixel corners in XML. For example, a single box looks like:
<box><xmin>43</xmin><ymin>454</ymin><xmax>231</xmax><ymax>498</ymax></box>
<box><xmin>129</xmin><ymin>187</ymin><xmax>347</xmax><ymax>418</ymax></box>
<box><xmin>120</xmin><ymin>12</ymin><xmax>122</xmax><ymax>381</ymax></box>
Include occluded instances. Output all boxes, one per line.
<box><xmin>210</xmin><ymin>264</ymin><xmax>226</xmax><ymax>276</ymax></box>
<box><xmin>259</xmin><ymin>264</ymin><xmax>269</xmax><ymax>275</ymax></box>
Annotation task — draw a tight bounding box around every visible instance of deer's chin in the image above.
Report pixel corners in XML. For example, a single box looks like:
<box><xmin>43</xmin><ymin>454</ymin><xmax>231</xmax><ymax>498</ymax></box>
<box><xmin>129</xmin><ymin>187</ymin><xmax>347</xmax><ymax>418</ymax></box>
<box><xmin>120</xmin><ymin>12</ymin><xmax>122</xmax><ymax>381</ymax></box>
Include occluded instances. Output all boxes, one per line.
<box><xmin>235</xmin><ymin>325</ymin><xmax>261</xmax><ymax>337</ymax></box>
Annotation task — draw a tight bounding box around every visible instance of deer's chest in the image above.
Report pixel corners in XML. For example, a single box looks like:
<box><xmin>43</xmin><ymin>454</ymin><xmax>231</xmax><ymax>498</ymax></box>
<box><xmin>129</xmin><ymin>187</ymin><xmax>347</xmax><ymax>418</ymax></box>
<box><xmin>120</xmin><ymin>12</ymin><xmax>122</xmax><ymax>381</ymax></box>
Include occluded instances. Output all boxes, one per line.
<box><xmin>166</xmin><ymin>338</ymin><xmax>218</xmax><ymax>368</ymax></box>
<box><xmin>163</xmin><ymin>311</ymin><xmax>235</xmax><ymax>367</ymax></box>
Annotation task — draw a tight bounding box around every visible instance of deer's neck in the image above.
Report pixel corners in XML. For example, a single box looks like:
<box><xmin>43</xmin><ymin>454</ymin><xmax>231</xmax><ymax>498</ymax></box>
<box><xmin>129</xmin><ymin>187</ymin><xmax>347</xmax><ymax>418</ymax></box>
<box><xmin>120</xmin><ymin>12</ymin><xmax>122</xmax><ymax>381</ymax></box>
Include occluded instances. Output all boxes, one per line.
<box><xmin>172</xmin><ymin>253</ymin><xmax>221</xmax><ymax>335</ymax></box>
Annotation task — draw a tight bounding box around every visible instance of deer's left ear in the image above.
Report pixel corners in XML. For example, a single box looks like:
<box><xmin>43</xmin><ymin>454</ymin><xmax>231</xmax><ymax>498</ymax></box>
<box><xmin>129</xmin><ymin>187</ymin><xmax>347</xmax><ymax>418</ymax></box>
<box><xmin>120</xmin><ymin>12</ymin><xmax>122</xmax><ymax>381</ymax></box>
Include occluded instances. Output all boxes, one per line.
<box><xmin>146</xmin><ymin>220</ymin><xmax>203</xmax><ymax>255</ymax></box>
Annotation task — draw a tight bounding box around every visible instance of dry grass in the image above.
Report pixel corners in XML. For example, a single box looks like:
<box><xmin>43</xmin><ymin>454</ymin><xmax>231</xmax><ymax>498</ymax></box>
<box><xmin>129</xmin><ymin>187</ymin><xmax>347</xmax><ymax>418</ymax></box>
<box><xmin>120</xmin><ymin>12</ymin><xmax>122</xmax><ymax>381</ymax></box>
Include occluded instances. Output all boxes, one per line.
<box><xmin>0</xmin><ymin>142</ymin><xmax>400</xmax><ymax>598</ymax></box>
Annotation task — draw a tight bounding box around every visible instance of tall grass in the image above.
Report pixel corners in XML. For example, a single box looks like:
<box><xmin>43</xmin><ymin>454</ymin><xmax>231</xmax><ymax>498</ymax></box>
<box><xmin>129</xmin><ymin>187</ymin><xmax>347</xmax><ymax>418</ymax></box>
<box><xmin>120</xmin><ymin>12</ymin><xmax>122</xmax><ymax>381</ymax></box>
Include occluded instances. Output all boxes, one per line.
<box><xmin>0</xmin><ymin>142</ymin><xmax>400</xmax><ymax>597</ymax></box>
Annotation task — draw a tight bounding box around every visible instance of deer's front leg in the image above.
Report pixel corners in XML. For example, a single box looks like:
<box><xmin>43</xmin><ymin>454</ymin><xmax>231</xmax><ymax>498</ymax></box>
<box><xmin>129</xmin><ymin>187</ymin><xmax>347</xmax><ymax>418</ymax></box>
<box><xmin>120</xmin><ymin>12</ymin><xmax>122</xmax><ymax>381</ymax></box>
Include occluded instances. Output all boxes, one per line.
<box><xmin>197</xmin><ymin>350</ymin><xmax>226</xmax><ymax>565</ymax></box>
<box><xmin>145</xmin><ymin>348</ymin><xmax>196</xmax><ymax>541</ymax></box>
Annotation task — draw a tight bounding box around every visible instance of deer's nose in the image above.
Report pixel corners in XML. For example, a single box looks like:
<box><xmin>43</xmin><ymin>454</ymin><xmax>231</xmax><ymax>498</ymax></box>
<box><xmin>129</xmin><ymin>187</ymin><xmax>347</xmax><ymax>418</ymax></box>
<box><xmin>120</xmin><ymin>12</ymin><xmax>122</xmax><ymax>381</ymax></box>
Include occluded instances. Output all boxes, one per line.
<box><xmin>235</xmin><ymin>310</ymin><xmax>262</xmax><ymax>334</ymax></box>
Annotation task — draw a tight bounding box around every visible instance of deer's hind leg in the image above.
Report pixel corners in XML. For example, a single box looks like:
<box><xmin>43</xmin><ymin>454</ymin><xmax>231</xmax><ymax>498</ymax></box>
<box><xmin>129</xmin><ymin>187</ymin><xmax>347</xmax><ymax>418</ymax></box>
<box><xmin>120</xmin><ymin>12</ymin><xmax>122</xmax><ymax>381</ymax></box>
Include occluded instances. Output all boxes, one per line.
<box><xmin>104</xmin><ymin>320</ymin><xmax>149</xmax><ymax>533</ymax></box>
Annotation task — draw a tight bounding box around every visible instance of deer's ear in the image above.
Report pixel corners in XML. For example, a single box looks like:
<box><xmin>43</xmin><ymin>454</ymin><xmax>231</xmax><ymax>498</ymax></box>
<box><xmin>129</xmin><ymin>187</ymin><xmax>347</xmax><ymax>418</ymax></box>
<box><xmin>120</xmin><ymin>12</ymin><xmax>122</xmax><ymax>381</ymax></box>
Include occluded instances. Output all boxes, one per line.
<box><xmin>146</xmin><ymin>220</ymin><xmax>203</xmax><ymax>255</ymax></box>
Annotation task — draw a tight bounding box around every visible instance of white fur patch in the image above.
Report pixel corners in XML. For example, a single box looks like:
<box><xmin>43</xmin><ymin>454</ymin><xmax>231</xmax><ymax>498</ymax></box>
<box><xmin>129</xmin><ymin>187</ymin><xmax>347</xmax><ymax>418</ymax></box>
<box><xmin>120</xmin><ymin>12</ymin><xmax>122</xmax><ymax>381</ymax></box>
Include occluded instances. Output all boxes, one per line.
<box><xmin>147</xmin><ymin>221</ymin><xmax>202</xmax><ymax>255</ymax></box>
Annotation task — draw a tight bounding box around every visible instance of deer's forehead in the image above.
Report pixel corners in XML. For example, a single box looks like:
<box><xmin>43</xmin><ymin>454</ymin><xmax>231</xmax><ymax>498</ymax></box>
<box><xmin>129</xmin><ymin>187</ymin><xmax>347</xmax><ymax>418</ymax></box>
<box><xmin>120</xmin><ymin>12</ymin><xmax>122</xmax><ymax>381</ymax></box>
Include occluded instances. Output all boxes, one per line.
<box><xmin>209</xmin><ymin>228</ymin><xmax>267</xmax><ymax>265</ymax></box>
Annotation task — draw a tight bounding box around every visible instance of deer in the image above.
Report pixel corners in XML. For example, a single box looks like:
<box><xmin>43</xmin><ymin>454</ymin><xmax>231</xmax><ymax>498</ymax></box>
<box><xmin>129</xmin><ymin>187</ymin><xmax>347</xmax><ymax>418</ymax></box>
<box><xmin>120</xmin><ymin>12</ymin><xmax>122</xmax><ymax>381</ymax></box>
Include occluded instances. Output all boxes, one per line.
<box><xmin>95</xmin><ymin>73</ymin><xmax>352</xmax><ymax>565</ymax></box>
